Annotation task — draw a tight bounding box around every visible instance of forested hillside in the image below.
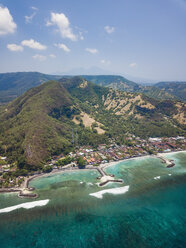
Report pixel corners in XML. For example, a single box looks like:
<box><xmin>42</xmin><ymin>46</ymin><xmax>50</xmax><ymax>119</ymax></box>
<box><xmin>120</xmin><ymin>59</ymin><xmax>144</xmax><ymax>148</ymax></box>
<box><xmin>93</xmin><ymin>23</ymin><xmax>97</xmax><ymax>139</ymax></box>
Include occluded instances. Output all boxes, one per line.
<box><xmin>0</xmin><ymin>72</ymin><xmax>61</xmax><ymax>103</ymax></box>
<box><xmin>82</xmin><ymin>75</ymin><xmax>176</xmax><ymax>101</ymax></box>
<box><xmin>0</xmin><ymin>72</ymin><xmax>180</xmax><ymax>104</ymax></box>
<box><xmin>155</xmin><ymin>81</ymin><xmax>186</xmax><ymax>102</ymax></box>
<box><xmin>0</xmin><ymin>77</ymin><xmax>185</xmax><ymax>170</ymax></box>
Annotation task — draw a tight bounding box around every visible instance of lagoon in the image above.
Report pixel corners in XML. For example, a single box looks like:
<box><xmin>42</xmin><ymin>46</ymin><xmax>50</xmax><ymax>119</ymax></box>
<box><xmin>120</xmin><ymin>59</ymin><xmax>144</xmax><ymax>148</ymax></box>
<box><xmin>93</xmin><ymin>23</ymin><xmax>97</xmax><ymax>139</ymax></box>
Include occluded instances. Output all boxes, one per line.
<box><xmin>0</xmin><ymin>151</ymin><xmax>185</xmax><ymax>248</ymax></box>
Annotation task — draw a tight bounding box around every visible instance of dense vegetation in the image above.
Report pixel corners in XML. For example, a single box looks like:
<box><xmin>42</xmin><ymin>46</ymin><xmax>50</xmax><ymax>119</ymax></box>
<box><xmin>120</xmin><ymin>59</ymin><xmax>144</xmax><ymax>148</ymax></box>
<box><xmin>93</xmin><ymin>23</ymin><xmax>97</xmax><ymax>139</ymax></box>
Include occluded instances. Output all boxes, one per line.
<box><xmin>82</xmin><ymin>75</ymin><xmax>176</xmax><ymax>101</ymax></box>
<box><xmin>0</xmin><ymin>72</ymin><xmax>61</xmax><ymax>103</ymax></box>
<box><xmin>82</xmin><ymin>75</ymin><xmax>138</xmax><ymax>91</ymax></box>
<box><xmin>155</xmin><ymin>81</ymin><xmax>186</xmax><ymax>102</ymax></box>
<box><xmin>0</xmin><ymin>77</ymin><xmax>185</xmax><ymax>172</ymax></box>
<box><xmin>0</xmin><ymin>81</ymin><xmax>73</xmax><ymax>170</ymax></box>
<box><xmin>1</xmin><ymin>72</ymin><xmax>184</xmax><ymax>106</ymax></box>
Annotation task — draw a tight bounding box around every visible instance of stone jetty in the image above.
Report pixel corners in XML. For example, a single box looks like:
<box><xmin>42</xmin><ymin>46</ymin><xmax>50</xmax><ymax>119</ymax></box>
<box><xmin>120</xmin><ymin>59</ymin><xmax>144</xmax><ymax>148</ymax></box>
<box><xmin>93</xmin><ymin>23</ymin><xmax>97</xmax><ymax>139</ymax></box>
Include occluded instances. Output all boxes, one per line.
<box><xmin>157</xmin><ymin>154</ymin><xmax>175</xmax><ymax>168</ymax></box>
<box><xmin>0</xmin><ymin>163</ymin><xmax>123</xmax><ymax>198</ymax></box>
<box><xmin>96</xmin><ymin>166</ymin><xmax>123</xmax><ymax>187</ymax></box>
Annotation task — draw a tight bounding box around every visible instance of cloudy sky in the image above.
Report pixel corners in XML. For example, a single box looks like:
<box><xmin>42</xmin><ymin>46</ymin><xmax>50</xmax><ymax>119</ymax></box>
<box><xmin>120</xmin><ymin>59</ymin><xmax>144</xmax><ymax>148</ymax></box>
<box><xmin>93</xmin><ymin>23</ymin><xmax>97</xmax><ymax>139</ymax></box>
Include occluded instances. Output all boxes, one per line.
<box><xmin>0</xmin><ymin>0</ymin><xmax>186</xmax><ymax>81</ymax></box>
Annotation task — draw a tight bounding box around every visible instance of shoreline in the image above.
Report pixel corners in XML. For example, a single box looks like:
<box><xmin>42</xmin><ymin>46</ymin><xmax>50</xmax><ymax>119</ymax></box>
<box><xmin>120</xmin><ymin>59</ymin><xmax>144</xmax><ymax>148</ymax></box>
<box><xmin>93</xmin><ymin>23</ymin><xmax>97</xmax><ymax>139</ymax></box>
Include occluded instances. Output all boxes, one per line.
<box><xmin>24</xmin><ymin>155</ymin><xmax>152</xmax><ymax>188</ymax></box>
<box><xmin>0</xmin><ymin>150</ymin><xmax>185</xmax><ymax>197</ymax></box>
<box><xmin>100</xmin><ymin>154</ymin><xmax>151</xmax><ymax>170</ymax></box>
<box><xmin>157</xmin><ymin>150</ymin><xmax>186</xmax><ymax>156</ymax></box>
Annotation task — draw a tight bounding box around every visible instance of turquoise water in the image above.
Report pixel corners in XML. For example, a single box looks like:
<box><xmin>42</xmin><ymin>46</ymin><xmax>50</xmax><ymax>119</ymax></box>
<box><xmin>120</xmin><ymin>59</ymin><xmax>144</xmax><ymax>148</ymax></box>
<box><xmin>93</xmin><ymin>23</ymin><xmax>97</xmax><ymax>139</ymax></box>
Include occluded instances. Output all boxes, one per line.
<box><xmin>0</xmin><ymin>152</ymin><xmax>185</xmax><ymax>248</ymax></box>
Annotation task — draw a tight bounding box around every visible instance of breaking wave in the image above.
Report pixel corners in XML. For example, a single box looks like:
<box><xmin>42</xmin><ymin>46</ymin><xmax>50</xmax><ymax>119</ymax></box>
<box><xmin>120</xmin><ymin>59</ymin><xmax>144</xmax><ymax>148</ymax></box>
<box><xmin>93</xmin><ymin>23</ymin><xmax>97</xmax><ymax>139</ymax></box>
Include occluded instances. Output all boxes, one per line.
<box><xmin>0</xmin><ymin>199</ymin><xmax>49</xmax><ymax>214</ymax></box>
<box><xmin>89</xmin><ymin>185</ymin><xmax>129</xmax><ymax>199</ymax></box>
<box><xmin>154</xmin><ymin>176</ymin><xmax>160</xmax><ymax>180</ymax></box>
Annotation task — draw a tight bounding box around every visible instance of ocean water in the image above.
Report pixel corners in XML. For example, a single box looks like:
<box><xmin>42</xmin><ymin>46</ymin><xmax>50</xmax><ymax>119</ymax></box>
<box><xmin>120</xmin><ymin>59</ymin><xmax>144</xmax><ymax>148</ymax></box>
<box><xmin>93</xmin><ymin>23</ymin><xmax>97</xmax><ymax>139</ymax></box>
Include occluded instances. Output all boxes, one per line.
<box><xmin>0</xmin><ymin>152</ymin><xmax>185</xmax><ymax>248</ymax></box>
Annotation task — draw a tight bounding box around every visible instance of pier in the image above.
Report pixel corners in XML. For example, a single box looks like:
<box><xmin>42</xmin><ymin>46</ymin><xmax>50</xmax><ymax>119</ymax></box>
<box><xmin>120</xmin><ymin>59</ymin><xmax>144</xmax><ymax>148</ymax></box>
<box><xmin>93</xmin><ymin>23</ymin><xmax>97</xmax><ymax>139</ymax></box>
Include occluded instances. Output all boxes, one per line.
<box><xmin>0</xmin><ymin>164</ymin><xmax>123</xmax><ymax>198</ymax></box>
<box><xmin>18</xmin><ymin>191</ymin><xmax>38</xmax><ymax>198</ymax></box>
<box><xmin>96</xmin><ymin>166</ymin><xmax>123</xmax><ymax>187</ymax></box>
<box><xmin>97</xmin><ymin>167</ymin><xmax>108</xmax><ymax>177</ymax></box>
<box><xmin>157</xmin><ymin>154</ymin><xmax>175</xmax><ymax>168</ymax></box>
<box><xmin>0</xmin><ymin>187</ymin><xmax>37</xmax><ymax>198</ymax></box>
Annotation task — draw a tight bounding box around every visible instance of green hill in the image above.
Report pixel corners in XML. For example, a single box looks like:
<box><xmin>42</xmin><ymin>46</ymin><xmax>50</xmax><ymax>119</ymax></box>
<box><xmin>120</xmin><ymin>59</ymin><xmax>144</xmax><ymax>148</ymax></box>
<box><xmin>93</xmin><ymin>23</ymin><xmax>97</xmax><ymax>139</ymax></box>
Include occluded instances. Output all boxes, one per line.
<box><xmin>0</xmin><ymin>72</ymin><xmax>177</xmax><ymax>104</ymax></box>
<box><xmin>0</xmin><ymin>72</ymin><xmax>61</xmax><ymax>104</ymax></box>
<box><xmin>0</xmin><ymin>77</ymin><xmax>185</xmax><ymax>170</ymax></box>
<box><xmin>0</xmin><ymin>81</ymin><xmax>73</xmax><ymax>168</ymax></box>
<box><xmin>82</xmin><ymin>75</ymin><xmax>139</xmax><ymax>91</ymax></box>
<box><xmin>155</xmin><ymin>81</ymin><xmax>186</xmax><ymax>102</ymax></box>
<box><xmin>82</xmin><ymin>75</ymin><xmax>175</xmax><ymax>101</ymax></box>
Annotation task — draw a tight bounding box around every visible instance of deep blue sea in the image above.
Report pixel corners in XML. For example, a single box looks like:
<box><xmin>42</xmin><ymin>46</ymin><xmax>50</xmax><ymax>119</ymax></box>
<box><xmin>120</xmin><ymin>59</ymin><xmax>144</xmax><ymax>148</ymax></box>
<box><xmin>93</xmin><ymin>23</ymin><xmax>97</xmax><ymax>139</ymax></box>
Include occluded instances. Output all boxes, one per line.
<box><xmin>0</xmin><ymin>152</ymin><xmax>185</xmax><ymax>248</ymax></box>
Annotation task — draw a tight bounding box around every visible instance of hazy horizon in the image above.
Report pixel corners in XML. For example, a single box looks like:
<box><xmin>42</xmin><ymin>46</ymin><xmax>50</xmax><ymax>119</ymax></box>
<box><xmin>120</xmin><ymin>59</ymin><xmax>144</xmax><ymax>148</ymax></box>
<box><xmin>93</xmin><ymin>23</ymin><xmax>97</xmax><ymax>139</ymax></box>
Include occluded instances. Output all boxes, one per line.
<box><xmin>0</xmin><ymin>0</ymin><xmax>186</xmax><ymax>81</ymax></box>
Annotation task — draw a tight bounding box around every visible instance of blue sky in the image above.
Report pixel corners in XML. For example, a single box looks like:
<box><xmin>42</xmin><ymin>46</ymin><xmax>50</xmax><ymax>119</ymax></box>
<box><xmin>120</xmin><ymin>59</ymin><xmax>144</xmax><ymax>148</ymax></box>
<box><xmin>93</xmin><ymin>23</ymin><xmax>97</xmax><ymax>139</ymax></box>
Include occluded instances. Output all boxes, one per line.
<box><xmin>0</xmin><ymin>0</ymin><xmax>186</xmax><ymax>81</ymax></box>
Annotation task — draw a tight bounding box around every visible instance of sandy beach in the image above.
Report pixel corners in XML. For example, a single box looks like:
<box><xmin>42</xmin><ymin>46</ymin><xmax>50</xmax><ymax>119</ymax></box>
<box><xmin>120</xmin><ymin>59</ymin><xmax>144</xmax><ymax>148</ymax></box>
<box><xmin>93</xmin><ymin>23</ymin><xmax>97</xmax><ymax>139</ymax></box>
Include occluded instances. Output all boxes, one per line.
<box><xmin>157</xmin><ymin>150</ymin><xmax>186</xmax><ymax>157</ymax></box>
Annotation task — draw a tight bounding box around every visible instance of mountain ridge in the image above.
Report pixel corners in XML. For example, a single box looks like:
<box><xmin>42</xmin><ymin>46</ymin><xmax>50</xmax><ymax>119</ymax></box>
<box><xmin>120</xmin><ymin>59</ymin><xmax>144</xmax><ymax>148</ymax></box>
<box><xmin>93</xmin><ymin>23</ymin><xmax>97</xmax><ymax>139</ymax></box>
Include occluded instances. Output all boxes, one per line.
<box><xmin>0</xmin><ymin>72</ymin><xmax>61</xmax><ymax>104</ymax></box>
<box><xmin>0</xmin><ymin>77</ymin><xmax>185</xmax><ymax>169</ymax></box>
<box><xmin>155</xmin><ymin>81</ymin><xmax>186</xmax><ymax>102</ymax></box>
<box><xmin>1</xmin><ymin>72</ymin><xmax>185</xmax><ymax>104</ymax></box>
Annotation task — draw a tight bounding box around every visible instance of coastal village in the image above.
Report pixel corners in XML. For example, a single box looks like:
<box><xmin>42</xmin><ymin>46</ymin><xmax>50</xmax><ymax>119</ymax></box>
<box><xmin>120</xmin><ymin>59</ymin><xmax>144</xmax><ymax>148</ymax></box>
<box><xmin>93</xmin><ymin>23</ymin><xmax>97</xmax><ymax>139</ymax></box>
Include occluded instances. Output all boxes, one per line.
<box><xmin>53</xmin><ymin>136</ymin><xmax>186</xmax><ymax>168</ymax></box>
<box><xmin>0</xmin><ymin>135</ymin><xmax>185</xmax><ymax>191</ymax></box>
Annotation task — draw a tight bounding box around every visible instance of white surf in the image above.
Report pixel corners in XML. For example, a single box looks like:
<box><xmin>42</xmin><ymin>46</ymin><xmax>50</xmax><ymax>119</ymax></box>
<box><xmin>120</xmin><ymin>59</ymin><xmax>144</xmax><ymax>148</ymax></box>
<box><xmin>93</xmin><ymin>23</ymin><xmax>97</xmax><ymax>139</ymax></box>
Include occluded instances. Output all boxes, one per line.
<box><xmin>90</xmin><ymin>185</ymin><xmax>129</xmax><ymax>199</ymax></box>
<box><xmin>0</xmin><ymin>199</ymin><xmax>49</xmax><ymax>214</ymax></box>
<box><xmin>154</xmin><ymin>176</ymin><xmax>160</xmax><ymax>180</ymax></box>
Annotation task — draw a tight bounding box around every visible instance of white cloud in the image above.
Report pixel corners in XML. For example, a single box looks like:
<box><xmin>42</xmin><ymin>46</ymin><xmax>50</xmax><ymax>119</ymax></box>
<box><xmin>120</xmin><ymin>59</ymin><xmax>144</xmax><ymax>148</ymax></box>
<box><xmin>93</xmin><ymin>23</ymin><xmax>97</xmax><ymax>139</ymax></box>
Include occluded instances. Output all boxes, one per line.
<box><xmin>7</xmin><ymin>44</ymin><xmax>23</xmax><ymax>52</ymax></box>
<box><xmin>104</xmin><ymin>26</ymin><xmax>115</xmax><ymax>34</ymax></box>
<box><xmin>85</xmin><ymin>48</ymin><xmax>98</xmax><ymax>54</ymax></box>
<box><xmin>0</xmin><ymin>6</ymin><xmax>17</xmax><ymax>35</ymax></box>
<box><xmin>79</xmin><ymin>31</ymin><xmax>84</xmax><ymax>40</ymax></box>
<box><xmin>100</xmin><ymin>59</ymin><xmax>110</xmax><ymax>65</ymax></box>
<box><xmin>47</xmin><ymin>12</ymin><xmax>77</xmax><ymax>41</ymax></box>
<box><xmin>55</xmin><ymin>43</ymin><xmax>70</xmax><ymax>52</ymax></box>
<box><xmin>25</xmin><ymin>12</ymin><xmax>36</xmax><ymax>24</ymax></box>
<box><xmin>21</xmin><ymin>39</ymin><xmax>47</xmax><ymax>50</ymax></box>
<box><xmin>25</xmin><ymin>6</ymin><xmax>38</xmax><ymax>23</ymax></box>
<box><xmin>32</xmin><ymin>54</ymin><xmax>46</xmax><ymax>61</ymax></box>
<box><xmin>129</xmin><ymin>62</ymin><xmax>137</xmax><ymax>68</ymax></box>
<box><xmin>49</xmin><ymin>54</ymin><xmax>56</xmax><ymax>58</ymax></box>
<box><xmin>31</xmin><ymin>6</ymin><xmax>38</xmax><ymax>11</ymax></box>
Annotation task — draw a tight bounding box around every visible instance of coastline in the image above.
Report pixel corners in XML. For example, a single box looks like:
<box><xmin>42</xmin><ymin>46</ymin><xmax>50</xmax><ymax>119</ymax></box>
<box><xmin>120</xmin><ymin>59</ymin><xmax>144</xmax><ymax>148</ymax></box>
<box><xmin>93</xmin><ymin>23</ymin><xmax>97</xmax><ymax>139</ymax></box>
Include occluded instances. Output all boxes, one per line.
<box><xmin>157</xmin><ymin>150</ymin><xmax>186</xmax><ymax>156</ymax></box>
<box><xmin>100</xmin><ymin>154</ymin><xmax>151</xmax><ymax>170</ymax></box>
<box><xmin>0</xmin><ymin>150</ymin><xmax>185</xmax><ymax>197</ymax></box>
<box><xmin>24</xmin><ymin>155</ymin><xmax>151</xmax><ymax>188</ymax></box>
<box><xmin>25</xmin><ymin>150</ymin><xmax>186</xmax><ymax>188</ymax></box>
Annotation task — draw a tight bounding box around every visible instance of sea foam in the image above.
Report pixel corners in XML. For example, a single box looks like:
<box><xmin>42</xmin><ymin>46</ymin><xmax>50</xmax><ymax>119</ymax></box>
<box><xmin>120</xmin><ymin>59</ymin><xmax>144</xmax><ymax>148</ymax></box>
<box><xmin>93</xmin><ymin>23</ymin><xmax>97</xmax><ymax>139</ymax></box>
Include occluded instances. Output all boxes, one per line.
<box><xmin>154</xmin><ymin>176</ymin><xmax>160</xmax><ymax>180</ymax></box>
<box><xmin>0</xmin><ymin>199</ymin><xmax>49</xmax><ymax>214</ymax></box>
<box><xmin>87</xmin><ymin>182</ymin><xmax>93</xmax><ymax>186</ymax></box>
<box><xmin>89</xmin><ymin>185</ymin><xmax>129</xmax><ymax>199</ymax></box>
